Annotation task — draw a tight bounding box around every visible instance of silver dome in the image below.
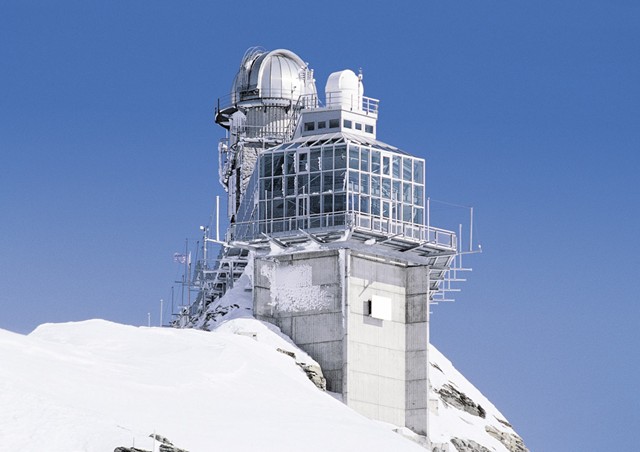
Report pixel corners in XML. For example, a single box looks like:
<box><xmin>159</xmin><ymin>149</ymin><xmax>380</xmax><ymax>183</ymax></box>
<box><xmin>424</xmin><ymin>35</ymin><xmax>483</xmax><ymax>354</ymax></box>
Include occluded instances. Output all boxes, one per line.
<box><xmin>232</xmin><ymin>48</ymin><xmax>316</xmax><ymax>104</ymax></box>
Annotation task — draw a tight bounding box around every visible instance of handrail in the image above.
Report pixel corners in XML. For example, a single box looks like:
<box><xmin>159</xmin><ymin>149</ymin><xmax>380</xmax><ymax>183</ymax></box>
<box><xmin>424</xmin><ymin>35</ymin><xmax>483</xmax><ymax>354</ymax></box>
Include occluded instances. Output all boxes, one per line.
<box><xmin>227</xmin><ymin>211</ymin><xmax>456</xmax><ymax>250</ymax></box>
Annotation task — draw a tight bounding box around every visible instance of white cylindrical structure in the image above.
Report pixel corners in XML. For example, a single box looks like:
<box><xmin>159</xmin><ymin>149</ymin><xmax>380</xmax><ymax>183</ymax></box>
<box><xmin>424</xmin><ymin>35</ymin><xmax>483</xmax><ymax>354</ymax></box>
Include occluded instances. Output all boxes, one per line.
<box><xmin>325</xmin><ymin>69</ymin><xmax>362</xmax><ymax>111</ymax></box>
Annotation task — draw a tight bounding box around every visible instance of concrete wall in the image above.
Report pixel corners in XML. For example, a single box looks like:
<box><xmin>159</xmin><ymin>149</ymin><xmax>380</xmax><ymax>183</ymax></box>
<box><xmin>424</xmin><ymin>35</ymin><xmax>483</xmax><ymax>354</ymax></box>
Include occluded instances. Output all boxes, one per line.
<box><xmin>254</xmin><ymin>250</ymin><xmax>345</xmax><ymax>392</ymax></box>
<box><xmin>253</xmin><ymin>248</ymin><xmax>428</xmax><ymax>434</ymax></box>
<box><xmin>346</xmin><ymin>253</ymin><xmax>408</xmax><ymax>427</ymax></box>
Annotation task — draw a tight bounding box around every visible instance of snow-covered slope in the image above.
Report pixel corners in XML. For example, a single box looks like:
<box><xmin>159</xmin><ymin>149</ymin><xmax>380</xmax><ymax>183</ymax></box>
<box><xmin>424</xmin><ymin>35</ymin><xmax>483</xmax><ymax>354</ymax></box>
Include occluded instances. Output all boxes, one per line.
<box><xmin>0</xmin><ymin>318</ymin><xmax>526</xmax><ymax>451</ymax></box>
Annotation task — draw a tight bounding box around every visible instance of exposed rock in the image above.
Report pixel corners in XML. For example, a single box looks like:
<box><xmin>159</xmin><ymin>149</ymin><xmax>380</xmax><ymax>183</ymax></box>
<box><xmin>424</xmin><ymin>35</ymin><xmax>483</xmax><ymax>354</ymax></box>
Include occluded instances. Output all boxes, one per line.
<box><xmin>297</xmin><ymin>362</ymin><xmax>327</xmax><ymax>390</ymax></box>
<box><xmin>159</xmin><ymin>445</ymin><xmax>189</xmax><ymax>452</ymax></box>
<box><xmin>437</xmin><ymin>384</ymin><xmax>486</xmax><ymax>418</ymax></box>
<box><xmin>275</xmin><ymin>348</ymin><xmax>326</xmax><ymax>390</ymax></box>
<box><xmin>451</xmin><ymin>437</ymin><xmax>492</xmax><ymax>452</ymax></box>
<box><xmin>276</xmin><ymin>347</ymin><xmax>296</xmax><ymax>359</ymax></box>
<box><xmin>114</xmin><ymin>448</ymin><xmax>150</xmax><ymax>452</ymax></box>
<box><xmin>116</xmin><ymin>434</ymin><xmax>188</xmax><ymax>452</ymax></box>
<box><xmin>494</xmin><ymin>416</ymin><xmax>513</xmax><ymax>428</ymax></box>
<box><xmin>485</xmin><ymin>425</ymin><xmax>528</xmax><ymax>452</ymax></box>
<box><xmin>205</xmin><ymin>303</ymin><xmax>240</xmax><ymax>323</ymax></box>
<box><xmin>149</xmin><ymin>433</ymin><xmax>173</xmax><ymax>446</ymax></box>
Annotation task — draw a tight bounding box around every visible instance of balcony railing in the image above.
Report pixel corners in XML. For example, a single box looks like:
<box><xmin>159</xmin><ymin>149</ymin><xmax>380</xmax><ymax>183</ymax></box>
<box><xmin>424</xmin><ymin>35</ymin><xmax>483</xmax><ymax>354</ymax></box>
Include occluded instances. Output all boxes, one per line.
<box><xmin>227</xmin><ymin>211</ymin><xmax>456</xmax><ymax>251</ymax></box>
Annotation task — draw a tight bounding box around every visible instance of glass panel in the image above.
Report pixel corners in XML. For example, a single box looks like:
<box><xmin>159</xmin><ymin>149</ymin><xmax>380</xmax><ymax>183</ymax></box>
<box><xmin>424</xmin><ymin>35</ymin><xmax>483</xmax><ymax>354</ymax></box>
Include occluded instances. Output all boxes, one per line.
<box><xmin>393</xmin><ymin>180</ymin><xmax>401</xmax><ymax>202</ymax></box>
<box><xmin>414</xmin><ymin>207</ymin><xmax>424</xmax><ymax>224</ymax></box>
<box><xmin>273</xmin><ymin>153</ymin><xmax>284</xmax><ymax>176</ymax></box>
<box><xmin>273</xmin><ymin>199</ymin><xmax>284</xmax><ymax>218</ymax></box>
<box><xmin>286</xmin><ymin>176</ymin><xmax>296</xmax><ymax>196</ymax></box>
<box><xmin>334</xmin><ymin>194</ymin><xmax>346</xmax><ymax>212</ymax></box>
<box><xmin>273</xmin><ymin>177</ymin><xmax>283</xmax><ymax>197</ymax></box>
<box><xmin>392</xmin><ymin>155</ymin><xmax>401</xmax><ymax>178</ymax></box>
<box><xmin>348</xmin><ymin>171</ymin><xmax>359</xmax><ymax>192</ymax></box>
<box><xmin>360</xmin><ymin>195</ymin><xmax>370</xmax><ymax>214</ymax></box>
<box><xmin>297</xmin><ymin>174</ymin><xmax>308</xmax><ymax>194</ymax></box>
<box><xmin>310</xmin><ymin>173</ymin><xmax>321</xmax><ymax>194</ymax></box>
<box><xmin>310</xmin><ymin>148</ymin><xmax>321</xmax><ymax>172</ymax></box>
<box><xmin>285</xmin><ymin>152</ymin><xmax>296</xmax><ymax>174</ymax></box>
<box><xmin>304</xmin><ymin>122</ymin><xmax>315</xmax><ymax>131</ymax></box>
<box><xmin>413</xmin><ymin>185</ymin><xmax>424</xmax><ymax>206</ymax></box>
<box><xmin>382</xmin><ymin>201</ymin><xmax>390</xmax><ymax>218</ymax></box>
<box><xmin>334</xmin><ymin>146</ymin><xmax>347</xmax><ymax>169</ymax></box>
<box><xmin>361</xmin><ymin>148</ymin><xmax>370</xmax><ymax>172</ymax></box>
<box><xmin>349</xmin><ymin>146</ymin><xmax>359</xmax><ymax>169</ymax></box>
<box><xmin>323</xmin><ymin>194</ymin><xmax>333</xmax><ymax>213</ymax></box>
<box><xmin>298</xmin><ymin>152</ymin><xmax>309</xmax><ymax>172</ymax></box>
<box><xmin>297</xmin><ymin>197</ymin><xmax>307</xmax><ymax>216</ymax></box>
<box><xmin>382</xmin><ymin>156</ymin><xmax>390</xmax><ymax>175</ymax></box>
<box><xmin>323</xmin><ymin>171</ymin><xmax>334</xmax><ymax>192</ymax></box>
<box><xmin>403</xmin><ymin>205</ymin><xmax>412</xmax><ymax>222</ymax></box>
<box><xmin>365</xmin><ymin>124</ymin><xmax>374</xmax><ymax>134</ymax></box>
<box><xmin>343</xmin><ymin>119</ymin><xmax>352</xmax><ymax>129</ymax></box>
<box><xmin>355</xmin><ymin>123</ymin><xmax>362</xmax><ymax>130</ymax></box>
<box><xmin>403</xmin><ymin>157</ymin><xmax>412</xmax><ymax>180</ymax></box>
<box><xmin>260</xmin><ymin>179</ymin><xmax>271</xmax><ymax>199</ymax></box>
<box><xmin>322</xmin><ymin>147</ymin><xmax>333</xmax><ymax>171</ymax></box>
<box><xmin>310</xmin><ymin>195</ymin><xmax>321</xmax><ymax>215</ymax></box>
<box><xmin>371</xmin><ymin>175</ymin><xmax>380</xmax><ymax>196</ymax></box>
<box><xmin>329</xmin><ymin>118</ymin><xmax>339</xmax><ymax>128</ymax></box>
<box><xmin>318</xmin><ymin>121</ymin><xmax>326</xmax><ymax>129</ymax></box>
<box><xmin>285</xmin><ymin>198</ymin><xmax>296</xmax><ymax>217</ymax></box>
<box><xmin>403</xmin><ymin>182</ymin><xmax>412</xmax><ymax>203</ymax></box>
<box><xmin>361</xmin><ymin>173</ymin><xmax>370</xmax><ymax>194</ymax></box>
<box><xmin>264</xmin><ymin>154</ymin><xmax>272</xmax><ymax>177</ymax></box>
<box><xmin>371</xmin><ymin>198</ymin><xmax>380</xmax><ymax>216</ymax></box>
<box><xmin>382</xmin><ymin>177</ymin><xmax>391</xmax><ymax>199</ymax></box>
<box><xmin>334</xmin><ymin>171</ymin><xmax>346</xmax><ymax>192</ymax></box>
<box><xmin>414</xmin><ymin>160</ymin><xmax>424</xmax><ymax>184</ymax></box>
<box><xmin>372</xmin><ymin>150</ymin><xmax>381</xmax><ymax>174</ymax></box>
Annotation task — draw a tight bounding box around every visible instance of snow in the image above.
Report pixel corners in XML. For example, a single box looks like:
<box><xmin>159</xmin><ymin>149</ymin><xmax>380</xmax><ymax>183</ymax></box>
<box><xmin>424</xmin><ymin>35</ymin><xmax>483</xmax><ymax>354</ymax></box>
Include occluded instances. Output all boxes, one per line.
<box><xmin>427</xmin><ymin>345</ymin><xmax>522</xmax><ymax>451</ymax></box>
<box><xmin>0</xmin><ymin>319</ymin><xmax>427</xmax><ymax>452</ymax></box>
<box><xmin>260</xmin><ymin>262</ymin><xmax>332</xmax><ymax>312</ymax></box>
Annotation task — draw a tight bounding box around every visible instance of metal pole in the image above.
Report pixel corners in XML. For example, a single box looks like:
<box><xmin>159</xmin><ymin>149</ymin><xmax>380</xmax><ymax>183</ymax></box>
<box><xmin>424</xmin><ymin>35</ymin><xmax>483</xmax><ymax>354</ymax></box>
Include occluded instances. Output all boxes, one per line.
<box><xmin>216</xmin><ymin>195</ymin><xmax>220</xmax><ymax>242</ymax></box>
<box><xmin>159</xmin><ymin>299</ymin><xmax>163</xmax><ymax>327</ymax></box>
<box><xmin>427</xmin><ymin>197</ymin><xmax>431</xmax><ymax>241</ymax></box>
<box><xmin>425</xmin><ymin>265</ymin><xmax>430</xmax><ymax>447</ymax></box>
<box><xmin>469</xmin><ymin>206</ymin><xmax>474</xmax><ymax>252</ymax></box>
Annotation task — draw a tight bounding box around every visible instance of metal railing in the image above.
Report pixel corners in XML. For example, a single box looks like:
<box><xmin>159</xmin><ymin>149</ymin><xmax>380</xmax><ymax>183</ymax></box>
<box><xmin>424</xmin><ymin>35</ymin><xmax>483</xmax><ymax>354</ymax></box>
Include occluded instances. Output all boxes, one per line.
<box><xmin>227</xmin><ymin>211</ymin><xmax>456</xmax><ymax>250</ymax></box>
<box><xmin>216</xmin><ymin>91</ymin><xmax>379</xmax><ymax>117</ymax></box>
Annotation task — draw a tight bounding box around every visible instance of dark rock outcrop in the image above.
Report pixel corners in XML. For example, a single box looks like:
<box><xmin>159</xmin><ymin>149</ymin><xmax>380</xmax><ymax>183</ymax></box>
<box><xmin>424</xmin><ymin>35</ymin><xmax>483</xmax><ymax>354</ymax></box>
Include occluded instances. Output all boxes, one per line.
<box><xmin>437</xmin><ymin>384</ymin><xmax>486</xmax><ymax>418</ymax></box>
<box><xmin>276</xmin><ymin>347</ymin><xmax>327</xmax><ymax>390</ymax></box>
<box><xmin>451</xmin><ymin>438</ymin><xmax>492</xmax><ymax>452</ymax></box>
<box><xmin>485</xmin><ymin>425</ymin><xmax>528</xmax><ymax>452</ymax></box>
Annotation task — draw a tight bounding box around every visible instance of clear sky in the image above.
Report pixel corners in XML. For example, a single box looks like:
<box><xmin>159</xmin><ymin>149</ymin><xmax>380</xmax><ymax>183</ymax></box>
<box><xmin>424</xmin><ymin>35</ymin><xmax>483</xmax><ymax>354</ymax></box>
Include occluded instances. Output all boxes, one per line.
<box><xmin>1</xmin><ymin>1</ymin><xmax>638</xmax><ymax>450</ymax></box>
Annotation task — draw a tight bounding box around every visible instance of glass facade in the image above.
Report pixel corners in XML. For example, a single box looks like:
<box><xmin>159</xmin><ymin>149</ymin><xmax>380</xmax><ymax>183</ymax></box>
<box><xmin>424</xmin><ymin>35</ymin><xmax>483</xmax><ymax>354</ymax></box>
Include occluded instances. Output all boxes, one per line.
<box><xmin>232</xmin><ymin>136</ymin><xmax>428</xmax><ymax>242</ymax></box>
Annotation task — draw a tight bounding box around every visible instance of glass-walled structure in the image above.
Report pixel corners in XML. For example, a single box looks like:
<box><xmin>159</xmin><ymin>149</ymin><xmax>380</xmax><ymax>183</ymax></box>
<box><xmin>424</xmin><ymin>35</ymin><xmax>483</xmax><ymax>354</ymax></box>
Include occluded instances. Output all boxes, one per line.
<box><xmin>230</xmin><ymin>133</ymin><xmax>453</xmax><ymax>248</ymax></box>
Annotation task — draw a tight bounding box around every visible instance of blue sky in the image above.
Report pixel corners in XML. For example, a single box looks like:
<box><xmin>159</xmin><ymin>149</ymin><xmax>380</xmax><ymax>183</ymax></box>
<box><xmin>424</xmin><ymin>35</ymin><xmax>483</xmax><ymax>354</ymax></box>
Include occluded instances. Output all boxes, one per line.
<box><xmin>1</xmin><ymin>1</ymin><xmax>639</xmax><ymax>450</ymax></box>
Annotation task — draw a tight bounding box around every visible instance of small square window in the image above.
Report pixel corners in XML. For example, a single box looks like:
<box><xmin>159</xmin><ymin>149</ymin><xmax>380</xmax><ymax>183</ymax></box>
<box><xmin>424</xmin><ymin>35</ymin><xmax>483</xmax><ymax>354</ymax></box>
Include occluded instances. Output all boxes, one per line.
<box><xmin>318</xmin><ymin>121</ymin><xmax>326</xmax><ymax>129</ymax></box>
<box><xmin>343</xmin><ymin>119</ymin><xmax>352</xmax><ymax>129</ymax></box>
<box><xmin>304</xmin><ymin>122</ymin><xmax>315</xmax><ymax>131</ymax></box>
<box><xmin>329</xmin><ymin>119</ymin><xmax>340</xmax><ymax>128</ymax></box>
<box><xmin>365</xmin><ymin>124</ymin><xmax>374</xmax><ymax>134</ymax></box>
<box><xmin>355</xmin><ymin>123</ymin><xmax>362</xmax><ymax>130</ymax></box>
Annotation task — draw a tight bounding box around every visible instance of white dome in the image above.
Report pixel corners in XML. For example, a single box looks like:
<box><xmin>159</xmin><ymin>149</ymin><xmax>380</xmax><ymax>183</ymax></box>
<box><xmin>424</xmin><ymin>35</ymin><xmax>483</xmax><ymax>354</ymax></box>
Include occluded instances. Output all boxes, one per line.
<box><xmin>325</xmin><ymin>69</ymin><xmax>360</xmax><ymax>95</ymax></box>
<box><xmin>325</xmin><ymin>69</ymin><xmax>363</xmax><ymax>110</ymax></box>
<box><xmin>232</xmin><ymin>49</ymin><xmax>316</xmax><ymax>103</ymax></box>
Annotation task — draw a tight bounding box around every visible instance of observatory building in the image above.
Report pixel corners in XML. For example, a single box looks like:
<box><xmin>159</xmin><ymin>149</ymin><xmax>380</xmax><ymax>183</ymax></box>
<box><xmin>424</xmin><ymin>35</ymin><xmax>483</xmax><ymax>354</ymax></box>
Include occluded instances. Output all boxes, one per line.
<box><xmin>184</xmin><ymin>48</ymin><xmax>465</xmax><ymax>436</ymax></box>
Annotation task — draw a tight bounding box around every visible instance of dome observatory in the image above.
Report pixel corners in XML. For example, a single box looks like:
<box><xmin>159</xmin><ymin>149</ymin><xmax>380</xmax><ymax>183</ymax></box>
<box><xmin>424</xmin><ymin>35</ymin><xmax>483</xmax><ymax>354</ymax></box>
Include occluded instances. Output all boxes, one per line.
<box><xmin>178</xmin><ymin>47</ymin><xmax>478</xmax><ymax>444</ymax></box>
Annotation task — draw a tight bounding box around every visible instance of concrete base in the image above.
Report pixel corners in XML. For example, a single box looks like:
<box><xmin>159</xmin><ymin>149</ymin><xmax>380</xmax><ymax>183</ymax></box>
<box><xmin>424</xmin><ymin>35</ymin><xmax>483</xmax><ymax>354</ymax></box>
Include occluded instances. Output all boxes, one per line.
<box><xmin>254</xmin><ymin>248</ymin><xmax>429</xmax><ymax>435</ymax></box>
